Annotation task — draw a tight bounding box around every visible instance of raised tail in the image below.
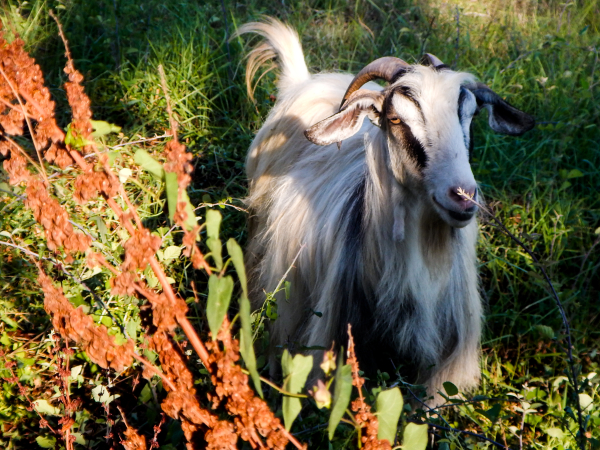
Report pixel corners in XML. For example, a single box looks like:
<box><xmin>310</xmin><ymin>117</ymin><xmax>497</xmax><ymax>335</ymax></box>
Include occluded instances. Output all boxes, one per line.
<box><xmin>234</xmin><ymin>17</ymin><xmax>311</xmax><ymax>100</ymax></box>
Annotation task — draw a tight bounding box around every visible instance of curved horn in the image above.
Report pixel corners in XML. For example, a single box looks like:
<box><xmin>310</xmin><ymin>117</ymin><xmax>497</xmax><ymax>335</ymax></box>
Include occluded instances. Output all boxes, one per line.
<box><xmin>340</xmin><ymin>56</ymin><xmax>410</xmax><ymax>111</ymax></box>
<box><xmin>420</xmin><ymin>53</ymin><xmax>448</xmax><ymax>69</ymax></box>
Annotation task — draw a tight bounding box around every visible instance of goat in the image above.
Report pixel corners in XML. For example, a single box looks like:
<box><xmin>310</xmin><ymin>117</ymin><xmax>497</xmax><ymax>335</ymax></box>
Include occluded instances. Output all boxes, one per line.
<box><xmin>237</xmin><ymin>18</ymin><xmax>534</xmax><ymax>401</ymax></box>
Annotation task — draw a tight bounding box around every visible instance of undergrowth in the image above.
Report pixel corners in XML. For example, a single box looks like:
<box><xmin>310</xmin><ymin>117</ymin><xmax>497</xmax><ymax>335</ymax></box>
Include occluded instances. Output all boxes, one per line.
<box><xmin>0</xmin><ymin>0</ymin><xmax>599</xmax><ymax>449</ymax></box>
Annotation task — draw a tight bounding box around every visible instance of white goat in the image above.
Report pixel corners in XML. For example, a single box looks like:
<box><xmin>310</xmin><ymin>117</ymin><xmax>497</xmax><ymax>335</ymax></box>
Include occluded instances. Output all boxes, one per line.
<box><xmin>237</xmin><ymin>18</ymin><xmax>534</xmax><ymax>401</ymax></box>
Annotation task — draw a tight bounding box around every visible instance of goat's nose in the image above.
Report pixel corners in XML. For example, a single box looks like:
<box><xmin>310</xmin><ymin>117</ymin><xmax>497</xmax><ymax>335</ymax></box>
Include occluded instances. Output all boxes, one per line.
<box><xmin>448</xmin><ymin>185</ymin><xmax>477</xmax><ymax>210</ymax></box>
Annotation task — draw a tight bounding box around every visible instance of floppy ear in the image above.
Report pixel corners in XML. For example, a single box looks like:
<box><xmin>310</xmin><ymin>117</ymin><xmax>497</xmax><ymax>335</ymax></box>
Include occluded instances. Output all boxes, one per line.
<box><xmin>466</xmin><ymin>83</ymin><xmax>535</xmax><ymax>136</ymax></box>
<box><xmin>305</xmin><ymin>89</ymin><xmax>384</xmax><ymax>146</ymax></box>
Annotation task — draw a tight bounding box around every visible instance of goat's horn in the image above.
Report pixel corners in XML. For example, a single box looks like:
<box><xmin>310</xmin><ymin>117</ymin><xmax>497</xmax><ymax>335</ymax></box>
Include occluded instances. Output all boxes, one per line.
<box><xmin>420</xmin><ymin>53</ymin><xmax>447</xmax><ymax>69</ymax></box>
<box><xmin>340</xmin><ymin>56</ymin><xmax>410</xmax><ymax>111</ymax></box>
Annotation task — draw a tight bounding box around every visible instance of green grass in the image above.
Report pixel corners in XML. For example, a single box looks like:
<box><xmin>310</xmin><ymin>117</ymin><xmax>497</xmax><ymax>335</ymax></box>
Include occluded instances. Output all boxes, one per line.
<box><xmin>0</xmin><ymin>0</ymin><xmax>599</xmax><ymax>448</ymax></box>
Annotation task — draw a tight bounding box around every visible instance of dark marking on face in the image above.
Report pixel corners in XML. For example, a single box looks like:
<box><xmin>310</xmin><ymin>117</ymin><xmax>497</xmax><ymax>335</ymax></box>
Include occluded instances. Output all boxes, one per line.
<box><xmin>457</xmin><ymin>87</ymin><xmax>469</xmax><ymax>124</ymax></box>
<box><xmin>393</xmin><ymin>122</ymin><xmax>428</xmax><ymax>170</ymax></box>
<box><xmin>383</xmin><ymin>87</ymin><xmax>428</xmax><ymax>171</ymax></box>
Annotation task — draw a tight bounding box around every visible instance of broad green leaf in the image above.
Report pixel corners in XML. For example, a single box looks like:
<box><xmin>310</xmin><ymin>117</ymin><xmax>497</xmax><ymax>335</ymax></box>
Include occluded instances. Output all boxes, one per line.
<box><xmin>579</xmin><ymin>393</ymin><xmax>594</xmax><ymax>410</ymax></box>
<box><xmin>91</xmin><ymin>385</ymin><xmax>119</xmax><ymax>404</ymax></box>
<box><xmin>72</xmin><ymin>432</ymin><xmax>87</xmax><ymax>445</ymax></box>
<box><xmin>0</xmin><ymin>332</ymin><xmax>10</xmax><ymax>346</ymax></box>
<box><xmin>118</xmin><ymin>167</ymin><xmax>132</xmax><ymax>183</ymax></box>
<box><xmin>165</xmin><ymin>171</ymin><xmax>179</xmax><ymax>224</ymax></box>
<box><xmin>140</xmin><ymin>384</ymin><xmax>153</xmax><ymax>403</ymax></box>
<box><xmin>36</xmin><ymin>436</ymin><xmax>57</xmax><ymax>448</ymax></box>
<box><xmin>443</xmin><ymin>381</ymin><xmax>458</xmax><ymax>397</ymax></box>
<box><xmin>65</xmin><ymin>123</ymin><xmax>94</xmax><ymax>148</ymax></box>
<box><xmin>70</xmin><ymin>365</ymin><xmax>83</xmax><ymax>381</ymax></box>
<box><xmin>227</xmin><ymin>239</ymin><xmax>247</xmax><ymax>296</ymax></box>
<box><xmin>534</xmin><ymin>324</ymin><xmax>554</xmax><ymax>339</ymax></box>
<box><xmin>476</xmin><ymin>403</ymin><xmax>501</xmax><ymax>423</ymax></box>
<box><xmin>33</xmin><ymin>399</ymin><xmax>61</xmax><ymax>415</ymax></box>
<box><xmin>206</xmin><ymin>209</ymin><xmax>222</xmax><ymax>239</ymax></box>
<box><xmin>163</xmin><ymin>245</ymin><xmax>182</xmax><ymax>261</ymax></box>
<box><xmin>227</xmin><ymin>239</ymin><xmax>259</xmax><ymax>394</ymax></box>
<box><xmin>328</xmin><ymin>352</ymin><xmax>353</xmax><ymax>440</ymax></box>
<box><xmin>0</xmin><ymin>313</ymin><xmax>18</xmax><ymax>329</ymax></box>
<box><xmin>282</xmin><ymin>350</ymin><xmax>313</xmax><ymax>430</ymax></box>
<box><xmin>178</xmin><ymin>188</ymin><xmax>198</xmax><ymax>231</ymax></box>
<box><xmin>239</xmin><ymin>293</ymin><xmax>261</xmax><ymax>396</ymax></box>
<box><xmin>206</xmin><ymin>275</ymin><xmax>233</xmax><ymax>339</ymax></box>
<box><xmin>91</xmin><ymin>120</ymin><xmax>121</xmax><ymax>137</ymax></box>
<box><xmin>144</xmin><ymin>265</ymin><xmax>159</xmax><ymax>288</ymax></box>
<box><xmin>134</xmin><ymin>149</ymin><xmax>165</xmax><ymax>181</ymax></box>
<box><xmin>206</xmin><ymin>210</ymin><xmax>223</xmax><ymax>270</ymax></box>
<box><xmin>545</xmin><ymin>427</ymin><xmax>565</xmax><ymax>438</ymax></box>
<box><xmin>376</xmin><ymin>387</ymin><xmax>403</xmax><ymax>443</ymax></box>
<box><xmin>567</xmin><ymin>168</ymin><xmax>584</xmax><ymax>178</ymax></box>
<box><xmin>402</xmin><ymin>423</ymin><xmax>428</xmax><ymax>450</ymax></box>
<box><xmin>91</xmin><ymin>216</ymin><xmax>108</xmax><ymax>243</ymax></box>
<box><xmin>126</xmin><ymin>316</ymin><xmax>140</xmax><ymax>340</ymax></box>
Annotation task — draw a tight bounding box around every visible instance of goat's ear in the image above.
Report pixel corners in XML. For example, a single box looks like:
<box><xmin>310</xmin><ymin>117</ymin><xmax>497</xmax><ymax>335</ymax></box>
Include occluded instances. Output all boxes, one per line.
<box><xmin>305</xmin><ymin>90</ymin><xmax>384</xmax><ymax>146</ymax></box>
<box><xmin>466</xmin><ymin>83</ymin><xmax>535</xmax><ymax>136</ymax></box>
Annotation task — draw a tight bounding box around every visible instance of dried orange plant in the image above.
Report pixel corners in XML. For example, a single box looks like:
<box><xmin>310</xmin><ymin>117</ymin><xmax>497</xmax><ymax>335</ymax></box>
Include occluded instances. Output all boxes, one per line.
<box><xmin>0</xmin><ymin>18</ymin><xmax>305</xmax><ymax>450</ymax></box>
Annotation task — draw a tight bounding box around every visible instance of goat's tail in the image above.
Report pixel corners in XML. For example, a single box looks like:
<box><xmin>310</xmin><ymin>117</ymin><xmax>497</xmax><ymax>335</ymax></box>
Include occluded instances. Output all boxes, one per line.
<box><xmin>234</xmin><ymin>17</ymin><xmax>310</xmax><ymax>101</ymax></box>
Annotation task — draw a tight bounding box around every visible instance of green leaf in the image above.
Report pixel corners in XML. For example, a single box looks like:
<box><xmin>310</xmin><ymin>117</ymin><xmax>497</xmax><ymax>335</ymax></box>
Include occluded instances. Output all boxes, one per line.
<box><xmin>139</xmin><ymin>383</ymin><xmax>153</xmax><ymax>403</ymax></box>
<box><xmin>328</xmin><ymin>352</ymin><xmax>353</xmax><ymax>440</ymax></box>
<box><xmin>0</xmin><ymin>313</ymin><xmax>18</xmax><ymax>329</ymax></box>
<box><xmin>91</xmin><ymin>385</ymin><xmax>119</xmax><ymax>404</ymax></box>
<box><xmin>163</xmin><ymin>245</ymin><xmax>182</xmax><ymax>261</ymax></box>
<box><xmin>402</xmin><ymin>423</ymin><xmax>428</xmax><ymax>450</ymax></box>
<box><xmin>206</xmin><ymin>275</ymin><xmax>233</xmax><ymax>339</ymax></box>
<box><xmin>376</xmin><ymin>387</ymin><xmax>403</xmax><ymax>443</ymax></box>
<box><xmin>0</xmin><ymin>182</ymin><xmax>12</xmax><ymax>194</ymax></box>
<box><xmin>281</xmin><ymin>350</ymin><xmax>313</xmax><ymax>431</ymax></box>
<box><xmin>545</xmin><ymin>427</ymin><xmax>565</xmax><ymax>438</ymax></box>
<box><xmin>206</xmin><ymin>209</ymin><xmax>221</xmax><ymax>239</ymax></box>
<box><xmin>443</xmin><ymin>381</ymin><xmax>458</xmax><ymax>397</ymax></box>
<box><xmin>534</xmin><ymin>324</ymin><xmax>554</xmax><ymax>339</ymax></box>
<box><xmin>33</xmin><ymin>399</ymin><xmax>61</xmax><ymax>415</ymax></box>
<box><xmin>126</xmin><ymin>317</ymin><xmax>140</xmax><ymax>340</ymax></box>
<box><xmin>178</xmin><ymin>188</ymin><xmax>198</xmax><ymax>231</ymax></box>
<box><xmin>134</xmin><ymin>149</ymin><xmax>165</xmax><ymax>181</ymax></box>
<box><xmin>165</xmin><ymin>171</ymin><xmax>179</xmax><ymax>224</ymax></box>
<box><xmin>36</xmin><ymin>436</ymin><xmax>57</xmax><ymax>448</ymax></box>
<box><xmin>567</xmin><ymin>168</ymin><xmax>584</xmax><ymax>178</ymax></box>
<box><xmin>477</xmin><ymin>403</ymin><xmax>501</xmax><ymax>423</ymax></box>
<box><xmin>64</xmin><ymin>123</ymin><xmax>94</xmax><ymax>148</ymax></box>
<box><xmin>91</xmin><ymin>216</ymin><xmax>108</xmax><ymax>243</ymax></box>
<box><xmin>91</xmin><ymin>120</ymin><xmax>121</xmax><ymax>137</ymax></box>
<box><xmin>227</xmin><ymin>239</ymin><xmax>260</xmax><ymax>394</ymax></box>
<box><xmin>239</xmin><ymin>293</ymin><xmax>261</xmax><ymax>396</ymax></box>
<box><xmin>579</xmin><ymin>393</ymin><xmax>594</xmax><ymax>410</ymax></box>
<box><xmin>227</xmin><ymin>239</ymin><xmax>247</xmax><ymax>296</ymax></box>
<box><xmin>0</xmin><ymin>332</ymin><xmax>10</xmax><ymax>346</ymax></box>
<box><xmin>206</xmin><ymin>210</ymin><xmax>223</xmax><ymax>270</ymax></box>
<box><xmin>118</xmin><ymin>167</ymin><xmax>132</xmax><ymax>183</ymax></box>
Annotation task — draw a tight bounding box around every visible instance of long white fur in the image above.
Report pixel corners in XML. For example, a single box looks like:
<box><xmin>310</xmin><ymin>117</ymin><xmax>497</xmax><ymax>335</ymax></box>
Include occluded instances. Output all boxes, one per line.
<box><xmin>239</xmin><ymin>19</ymin><xmax>483</xmax><ymax>403</ymax></box>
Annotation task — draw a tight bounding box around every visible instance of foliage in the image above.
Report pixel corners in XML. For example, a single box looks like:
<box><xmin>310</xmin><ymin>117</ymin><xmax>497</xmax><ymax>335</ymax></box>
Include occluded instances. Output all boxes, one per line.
<box><xmin>0</xmin><ymin>0</ymin><xmax>598</xmax><ymax>449</ymax></box>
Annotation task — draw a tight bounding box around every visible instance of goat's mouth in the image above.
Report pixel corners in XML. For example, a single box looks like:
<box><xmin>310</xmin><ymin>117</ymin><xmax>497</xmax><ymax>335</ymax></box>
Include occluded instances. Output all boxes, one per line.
<box><xmin>432</xmin><ymin>196</ymin><xmax>477</xmax><ymax>227</ymax></box>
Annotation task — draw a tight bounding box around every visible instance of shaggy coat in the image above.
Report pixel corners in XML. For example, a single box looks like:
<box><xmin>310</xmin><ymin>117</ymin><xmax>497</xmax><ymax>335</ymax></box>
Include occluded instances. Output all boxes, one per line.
<box><xmin>238</xmin><ymin>18</ymin><xmax>534</xmax><ymax>401</ymax></box>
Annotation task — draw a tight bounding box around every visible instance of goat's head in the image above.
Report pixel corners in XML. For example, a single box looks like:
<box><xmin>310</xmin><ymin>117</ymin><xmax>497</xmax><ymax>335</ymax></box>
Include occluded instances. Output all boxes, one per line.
<box><xmin>305</xmin><ymin>55</ymin><xmax>535</xmax><ymax>228</ymax></box>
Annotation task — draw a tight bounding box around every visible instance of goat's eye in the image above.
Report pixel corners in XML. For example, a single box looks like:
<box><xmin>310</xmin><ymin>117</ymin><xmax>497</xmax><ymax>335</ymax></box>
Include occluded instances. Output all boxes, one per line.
<box><xmin>389</xmin><ymin>117</ymin><xmax>402</xmax><ymax>125</ymax></box>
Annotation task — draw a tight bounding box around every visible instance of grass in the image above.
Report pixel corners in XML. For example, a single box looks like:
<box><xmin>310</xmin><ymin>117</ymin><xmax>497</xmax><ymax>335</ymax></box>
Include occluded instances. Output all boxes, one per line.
<box><xmin>0</xmin><ymin>0</ymin><xmax>599</xmax><ymax>448</ymax></box>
